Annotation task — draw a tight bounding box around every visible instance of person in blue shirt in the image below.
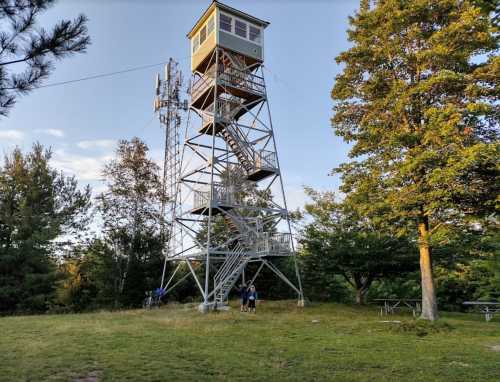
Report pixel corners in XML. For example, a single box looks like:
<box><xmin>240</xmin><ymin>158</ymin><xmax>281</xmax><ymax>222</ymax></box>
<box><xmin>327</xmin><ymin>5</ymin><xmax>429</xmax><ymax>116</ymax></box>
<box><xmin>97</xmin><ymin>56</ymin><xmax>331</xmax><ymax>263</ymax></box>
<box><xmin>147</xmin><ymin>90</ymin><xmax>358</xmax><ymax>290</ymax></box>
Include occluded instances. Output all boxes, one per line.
<box><xmin>239</xmin><ymin>283</ymin><xmax>248</xmax><ymax>312</ymax></box>
<box><xmin>154</xmin><ymin>287</ymin><xmax>165</xmax><ymax>306</ymax></box>
<box><xmin>247</xmin><ymin>285</ymin><xmax>258</xmax><ymax>313</ymax></box>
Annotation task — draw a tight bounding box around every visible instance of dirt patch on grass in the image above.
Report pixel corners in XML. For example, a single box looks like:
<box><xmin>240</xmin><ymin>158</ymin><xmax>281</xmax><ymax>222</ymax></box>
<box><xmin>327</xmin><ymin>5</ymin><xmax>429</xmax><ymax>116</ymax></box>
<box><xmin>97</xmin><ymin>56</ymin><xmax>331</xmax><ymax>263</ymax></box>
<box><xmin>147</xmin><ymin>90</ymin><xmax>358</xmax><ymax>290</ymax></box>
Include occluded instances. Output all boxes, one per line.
<box><xmin>385</xmin><ymin>320</ymin><xmax>454</xmax><ymax>337</ymax></box>
<box><xmin>73</xmin><ymin>370</ymin><xmax>101</xmax><ymax>382</ymax></box>
<box><xmin>488</xmin><ymin>344</ymin><xmax>500</xmax><ymax>352</ymax></box>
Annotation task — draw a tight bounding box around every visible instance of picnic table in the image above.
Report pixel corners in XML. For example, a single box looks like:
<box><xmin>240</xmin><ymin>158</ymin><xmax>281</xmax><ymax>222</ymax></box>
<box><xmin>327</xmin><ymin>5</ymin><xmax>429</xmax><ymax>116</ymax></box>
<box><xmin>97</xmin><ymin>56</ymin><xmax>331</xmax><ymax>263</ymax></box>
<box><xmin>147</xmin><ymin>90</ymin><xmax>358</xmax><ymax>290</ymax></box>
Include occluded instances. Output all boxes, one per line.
<box><xmin>374</xmin><ymin>298</ymin><xmax>422</xmax><ymax>317</ymax></box>
<box><xmin>463</xmin><ymin>301</ymin><xmax>500</xmax><ymax>322</ymax></box>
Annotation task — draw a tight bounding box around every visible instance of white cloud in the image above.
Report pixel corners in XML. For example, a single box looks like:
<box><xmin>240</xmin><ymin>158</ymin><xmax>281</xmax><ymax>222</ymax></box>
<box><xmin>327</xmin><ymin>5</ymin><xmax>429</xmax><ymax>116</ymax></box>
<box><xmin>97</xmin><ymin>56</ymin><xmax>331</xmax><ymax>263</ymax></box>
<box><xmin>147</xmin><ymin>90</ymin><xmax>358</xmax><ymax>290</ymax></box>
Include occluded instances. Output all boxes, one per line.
<box><xmin>35</xmin><ymin>128</ymin><xmax>65</xmax><ymax>137</ymax></box>
<box><xmin>51</xmin><ymin>149</ymin><xmax>112</xmax><ymax>181</ymax></box>
<box><xmin>0</xmin><ymin>129</ymin><xmax>24</xmax><ymax>141</ymax></box>
<box><xmin>77</xmin><ymin>139</ymin><xmax>116</xmax><ymax>150</ymax></box>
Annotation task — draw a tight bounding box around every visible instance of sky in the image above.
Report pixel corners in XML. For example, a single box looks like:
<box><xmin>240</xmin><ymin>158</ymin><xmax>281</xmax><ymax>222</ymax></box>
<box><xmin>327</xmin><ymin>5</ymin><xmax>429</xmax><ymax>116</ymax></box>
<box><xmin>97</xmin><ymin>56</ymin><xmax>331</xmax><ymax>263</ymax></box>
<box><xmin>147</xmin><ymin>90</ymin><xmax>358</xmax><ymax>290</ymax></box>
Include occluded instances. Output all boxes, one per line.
<box><xmin>0</xmin><ymin>0</ymin><xmax>359</xmax><ymax>211</ymax></box>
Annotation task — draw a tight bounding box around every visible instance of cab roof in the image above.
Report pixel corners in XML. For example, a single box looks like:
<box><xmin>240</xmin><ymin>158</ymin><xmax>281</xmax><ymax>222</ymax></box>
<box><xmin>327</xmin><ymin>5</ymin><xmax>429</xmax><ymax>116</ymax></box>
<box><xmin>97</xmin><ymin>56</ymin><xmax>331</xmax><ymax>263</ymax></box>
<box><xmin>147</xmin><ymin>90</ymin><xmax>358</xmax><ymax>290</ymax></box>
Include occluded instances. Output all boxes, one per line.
<box><xmin>187</xmin><ymin>1</ymin><xmax>270</xmax><ymax>39</ymax></box>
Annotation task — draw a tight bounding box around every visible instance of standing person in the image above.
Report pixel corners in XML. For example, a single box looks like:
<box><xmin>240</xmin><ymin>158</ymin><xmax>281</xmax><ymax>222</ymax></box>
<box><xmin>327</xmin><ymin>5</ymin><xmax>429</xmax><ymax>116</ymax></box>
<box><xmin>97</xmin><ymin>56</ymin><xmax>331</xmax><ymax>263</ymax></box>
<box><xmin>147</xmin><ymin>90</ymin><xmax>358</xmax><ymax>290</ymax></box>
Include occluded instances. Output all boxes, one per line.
<box><xmin>248</xmin><ymin>285</ymin><xmax>258</xmax><ymax>313</ymax></box>
<box><xmin>144</xmin><ymin>290</ymin><xmax>153</xmax><ymax>309</ymax></box>
<box><xmin>154</xmin><ymin>287</ymin><xmax>165</xmax><ymax>307</ymax></box>
<box><xmin>239</xmin><ymin>283</ymin><xmax>248</xmax><ymax>312</ymax></box>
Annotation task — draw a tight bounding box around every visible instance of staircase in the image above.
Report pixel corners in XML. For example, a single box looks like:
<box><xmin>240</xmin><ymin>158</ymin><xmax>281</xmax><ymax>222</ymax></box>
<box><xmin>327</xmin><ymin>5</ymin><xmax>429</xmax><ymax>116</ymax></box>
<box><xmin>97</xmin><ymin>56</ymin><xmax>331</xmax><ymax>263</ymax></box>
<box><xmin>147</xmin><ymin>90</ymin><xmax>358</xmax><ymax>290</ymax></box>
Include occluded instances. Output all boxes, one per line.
<box><xmin>213</xmin><ymin>242</ymin><xmax>248</xmax><ymax>305</ymax></box>
<box><xmin>224</xmin><ymin>213</ymin><xmax>241</xmax><ymax>237</ymax></box>
<box><xmin>221</xmin><ymin>123</ymin><xmax>255</xmax><ymax>173</ymax></box>
<box><xmin>221</xmin><ymin>51</ymin><xmax>246</xmax><ymax>71</ymax></box>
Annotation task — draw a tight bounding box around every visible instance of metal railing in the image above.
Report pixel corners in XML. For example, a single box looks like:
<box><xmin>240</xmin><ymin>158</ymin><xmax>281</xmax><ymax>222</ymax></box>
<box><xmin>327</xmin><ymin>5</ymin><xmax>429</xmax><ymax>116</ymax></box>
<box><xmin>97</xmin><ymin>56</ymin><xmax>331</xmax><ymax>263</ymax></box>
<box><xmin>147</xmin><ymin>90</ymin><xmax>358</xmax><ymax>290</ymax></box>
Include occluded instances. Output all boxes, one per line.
<box><xmin>191</xmin><ymin>65</ymin><xmax>265</xmax><ymax>103</ymax></box>
<box><xmin>200</xmin><ymin>97</ymin><xmax>242</xmax><ymax>126</ymax></box>
<box><xmin>255</xmin><ymin>150</ymin><xmax>277</xmax><ymax>170</ymax></box>
<box><xmin>193</xmin><ymin>184</ymin><xmax>236</xmax><ymax>210</ymax></box>
<box><xmin>225</xmin><ymin>123</ymin><xmax>255</xmax><ymax>164</ymax></box>
<box><xmin>191</xmin><ymin>66</ymin><xmax>216</xmax><ymax>102</ymax></box>
<box><xmin>219</xmin><ymin>66</ymin><xmax>265</xmax><ymax>96</ymax></box>
<box><xmin>255</xmin><ymin>232</ymin><xmax>292</xmax><ymax>255</ymax></box>
<box><xmin>213</xmin><ymin>242</ymin><xmax>245</xmax><ymax>295</ymax></box>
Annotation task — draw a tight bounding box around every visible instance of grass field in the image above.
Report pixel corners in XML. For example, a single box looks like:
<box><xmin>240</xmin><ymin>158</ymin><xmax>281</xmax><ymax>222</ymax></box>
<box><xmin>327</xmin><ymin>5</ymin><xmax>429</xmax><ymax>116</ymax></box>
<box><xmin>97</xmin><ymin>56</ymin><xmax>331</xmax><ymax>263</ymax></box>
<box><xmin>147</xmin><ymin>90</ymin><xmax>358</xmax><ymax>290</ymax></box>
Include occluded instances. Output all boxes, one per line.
<box><xmin>1</xmin><ymin>301</ymin><xmax>499</xmax><ymax>381</ymax></box>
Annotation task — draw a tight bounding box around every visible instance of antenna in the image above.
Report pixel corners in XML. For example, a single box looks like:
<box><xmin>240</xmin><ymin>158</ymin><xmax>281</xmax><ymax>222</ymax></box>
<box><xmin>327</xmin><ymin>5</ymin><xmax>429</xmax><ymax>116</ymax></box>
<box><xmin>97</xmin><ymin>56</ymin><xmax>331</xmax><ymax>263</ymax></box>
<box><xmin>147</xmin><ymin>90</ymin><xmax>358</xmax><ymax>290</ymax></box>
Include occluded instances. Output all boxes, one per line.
<box><xmin>154</xmin><ymin>58</ymin><xmax>187</xmax><ymax>289</ymax></box>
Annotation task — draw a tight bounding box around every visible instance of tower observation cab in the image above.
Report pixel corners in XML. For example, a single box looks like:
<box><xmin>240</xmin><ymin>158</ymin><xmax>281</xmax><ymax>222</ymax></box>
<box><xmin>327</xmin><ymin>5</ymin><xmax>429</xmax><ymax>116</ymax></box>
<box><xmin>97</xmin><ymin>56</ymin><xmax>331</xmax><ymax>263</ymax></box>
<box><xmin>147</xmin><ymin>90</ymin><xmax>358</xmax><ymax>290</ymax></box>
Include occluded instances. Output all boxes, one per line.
<box><xmin>159</xmin><ymin>1</ymin><xmax>304</xmax><ymax>312</ymax></box>
<box><xmin>188</xmin><ymin>1</ymin><xmax>267</xmax><ymax>73</ymax></box>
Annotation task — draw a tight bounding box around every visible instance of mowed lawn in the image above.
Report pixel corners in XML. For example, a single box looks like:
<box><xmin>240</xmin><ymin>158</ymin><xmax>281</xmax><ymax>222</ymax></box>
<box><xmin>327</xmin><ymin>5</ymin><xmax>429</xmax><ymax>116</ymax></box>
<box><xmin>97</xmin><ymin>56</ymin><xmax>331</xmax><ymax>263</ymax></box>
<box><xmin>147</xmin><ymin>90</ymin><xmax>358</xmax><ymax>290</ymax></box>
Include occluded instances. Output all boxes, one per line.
<box><xmin>1</xmin><ymin>301</ymin><xmax>499</xmax><ymax>382</ymax></box>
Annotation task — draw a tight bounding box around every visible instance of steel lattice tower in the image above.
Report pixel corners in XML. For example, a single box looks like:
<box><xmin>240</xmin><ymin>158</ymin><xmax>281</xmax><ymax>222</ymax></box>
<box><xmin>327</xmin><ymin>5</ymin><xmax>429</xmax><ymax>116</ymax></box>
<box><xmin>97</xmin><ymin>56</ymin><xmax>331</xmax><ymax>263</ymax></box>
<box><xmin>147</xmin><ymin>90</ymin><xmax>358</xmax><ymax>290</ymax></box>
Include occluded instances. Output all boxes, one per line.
<box><xmin>154</xmin><ymin>58</ymin><xmax>187</xmax><ymax>286</ymax></box>
<box><xmin>160</xmin><ymin>1</ymin><xmax>304</xmax><ymax>311</ymax></box>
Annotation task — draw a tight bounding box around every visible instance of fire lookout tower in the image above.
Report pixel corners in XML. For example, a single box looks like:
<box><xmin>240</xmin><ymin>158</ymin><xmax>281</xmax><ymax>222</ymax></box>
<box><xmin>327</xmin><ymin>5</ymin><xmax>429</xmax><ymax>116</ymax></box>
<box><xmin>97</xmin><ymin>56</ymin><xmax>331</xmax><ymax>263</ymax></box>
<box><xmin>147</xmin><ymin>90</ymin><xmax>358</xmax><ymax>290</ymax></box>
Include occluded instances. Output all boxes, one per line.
<box><xmin>159</xmin><ymin>1</ymin><xmax>304</xmax><ymax>312</ymax></box>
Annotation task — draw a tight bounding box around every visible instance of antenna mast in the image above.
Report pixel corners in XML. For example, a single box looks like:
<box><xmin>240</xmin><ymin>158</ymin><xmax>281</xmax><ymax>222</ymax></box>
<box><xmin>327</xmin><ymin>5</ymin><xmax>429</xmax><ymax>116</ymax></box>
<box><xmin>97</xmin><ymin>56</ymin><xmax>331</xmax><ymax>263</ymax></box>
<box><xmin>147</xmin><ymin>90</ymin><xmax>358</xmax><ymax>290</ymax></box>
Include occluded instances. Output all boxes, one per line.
<box><xmin>154</xmin><ymin>58</ymin><xmax>187</xmax><ymax>288</ymax></box>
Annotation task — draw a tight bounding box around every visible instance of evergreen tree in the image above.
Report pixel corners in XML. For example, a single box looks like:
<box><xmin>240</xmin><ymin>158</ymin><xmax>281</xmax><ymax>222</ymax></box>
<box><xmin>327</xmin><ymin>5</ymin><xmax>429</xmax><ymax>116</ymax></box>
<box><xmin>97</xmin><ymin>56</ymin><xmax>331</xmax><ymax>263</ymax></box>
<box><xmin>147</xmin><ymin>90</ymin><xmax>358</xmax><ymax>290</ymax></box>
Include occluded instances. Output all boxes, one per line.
<box><xmin>332</xmin><ymin>0</ymin><xmax>499</xmax><ymax>320</ymax></box>
<box><xmin>0</xmin><ymin>143</ymin><xmax>91</xmax><ymax>313</ymax></box>
<box><xmin>0</xmin><ymin>0</ymin><xmax>90</xmax><ymax>116</ymax></box>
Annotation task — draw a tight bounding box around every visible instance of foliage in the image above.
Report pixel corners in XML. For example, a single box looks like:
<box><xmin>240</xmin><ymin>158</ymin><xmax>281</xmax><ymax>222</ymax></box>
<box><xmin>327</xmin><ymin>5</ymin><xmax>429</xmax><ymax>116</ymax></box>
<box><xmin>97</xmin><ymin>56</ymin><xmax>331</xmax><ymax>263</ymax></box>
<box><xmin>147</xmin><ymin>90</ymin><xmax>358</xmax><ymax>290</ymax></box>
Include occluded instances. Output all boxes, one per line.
<box><xmin>299</xmin><ymin>188</ymin><xmax>418</xmax><ymax>304</ymax></box>
<box><xmin>0</xmin><ymin>0</ymin><xmax>90</xmax><ymax>116</ymax></box>
<box><xmin>0</xmin><ymin>143</ymin><xmax>91</xmax><ymax>313</ymax></box>
<box><xmin>95</xmin><ymin>138</ymin><xmax>165</xmax><ymax>307</ymax></box>
<box><xmin>332</xmin><ymin>0</ymin><xmax>499</xmax><ymax>319</ymax></box>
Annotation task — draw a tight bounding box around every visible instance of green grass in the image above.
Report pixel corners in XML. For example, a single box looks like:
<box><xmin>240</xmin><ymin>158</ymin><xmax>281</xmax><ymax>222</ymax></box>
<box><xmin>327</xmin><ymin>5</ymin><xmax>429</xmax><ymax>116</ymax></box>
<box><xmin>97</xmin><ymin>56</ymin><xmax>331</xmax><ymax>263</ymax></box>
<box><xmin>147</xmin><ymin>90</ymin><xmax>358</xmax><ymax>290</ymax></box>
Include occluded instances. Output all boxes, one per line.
<box><xmin>1</xmin><ymin>301</ymin><xmax>499</xmax><ymax>381</ymax></box>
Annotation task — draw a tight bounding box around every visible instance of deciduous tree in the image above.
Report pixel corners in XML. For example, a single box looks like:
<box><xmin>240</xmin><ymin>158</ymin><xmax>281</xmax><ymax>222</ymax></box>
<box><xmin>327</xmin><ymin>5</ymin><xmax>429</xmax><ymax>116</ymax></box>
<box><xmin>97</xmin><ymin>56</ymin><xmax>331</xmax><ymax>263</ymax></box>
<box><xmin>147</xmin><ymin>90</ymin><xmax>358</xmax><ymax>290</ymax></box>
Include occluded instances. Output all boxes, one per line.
<box><xmin>96</xmin><ymin>138</ymin><xmax>164</xmax><ymax>306</ymax></box>
<box><xmin>300</xmin><ymin>188</ymin><xmax>417</xmax><ymax>305</ymax></box>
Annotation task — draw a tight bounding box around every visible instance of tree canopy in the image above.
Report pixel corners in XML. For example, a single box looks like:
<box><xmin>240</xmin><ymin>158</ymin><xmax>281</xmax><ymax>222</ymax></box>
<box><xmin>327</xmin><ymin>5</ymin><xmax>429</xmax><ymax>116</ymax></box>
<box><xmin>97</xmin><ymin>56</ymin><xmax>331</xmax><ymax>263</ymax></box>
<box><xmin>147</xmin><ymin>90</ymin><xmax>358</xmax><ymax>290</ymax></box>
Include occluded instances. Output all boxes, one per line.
<box><xmin>332</xmin><ymin>0</ymin><xmax>499</xmax><ymax>319</ymax></box>
<box><xmin>0</xmin><ymin>0</ymin><xmax>90</xmax><ymax>116</ymax></box>
<box><xmin>300</xmin><ymin>188</ymin><xmax>417</xmax><ymax>304</ymax></box>
<box><xmin>0</xmin><ymin>143</ymin><xmax>91</xmax><ymax>313</ymax></box>
<box><xmin>95</xmin><ymin>138</ymin><xmax>164</xmax><ymax>306</ymax></box>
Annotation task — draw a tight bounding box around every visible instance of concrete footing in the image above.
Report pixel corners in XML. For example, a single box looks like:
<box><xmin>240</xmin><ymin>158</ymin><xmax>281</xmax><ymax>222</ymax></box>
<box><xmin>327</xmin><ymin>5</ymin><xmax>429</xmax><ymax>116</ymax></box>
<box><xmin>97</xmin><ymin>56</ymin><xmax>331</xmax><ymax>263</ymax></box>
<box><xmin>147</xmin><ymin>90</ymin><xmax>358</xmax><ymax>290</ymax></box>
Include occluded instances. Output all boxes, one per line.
<box><xmin>198</xmin><ymin>302</ymin><xmax>230</xmax><ymax>313</ymax></box>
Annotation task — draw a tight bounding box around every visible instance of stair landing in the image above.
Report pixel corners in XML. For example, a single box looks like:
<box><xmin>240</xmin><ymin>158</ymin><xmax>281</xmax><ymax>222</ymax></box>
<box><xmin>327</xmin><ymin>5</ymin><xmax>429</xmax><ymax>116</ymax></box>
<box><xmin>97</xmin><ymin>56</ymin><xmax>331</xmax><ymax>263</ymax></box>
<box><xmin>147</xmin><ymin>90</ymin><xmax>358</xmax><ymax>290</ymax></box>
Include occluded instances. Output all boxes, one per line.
<box><xmin>190</xmin><ymin>202</ymin><xmax>234</xmax><ymax>216</ymax></box>
<box><xmin>247</xmin><ymin>167</ymin><xmax>278</xmax><ymax>181</ymax></box>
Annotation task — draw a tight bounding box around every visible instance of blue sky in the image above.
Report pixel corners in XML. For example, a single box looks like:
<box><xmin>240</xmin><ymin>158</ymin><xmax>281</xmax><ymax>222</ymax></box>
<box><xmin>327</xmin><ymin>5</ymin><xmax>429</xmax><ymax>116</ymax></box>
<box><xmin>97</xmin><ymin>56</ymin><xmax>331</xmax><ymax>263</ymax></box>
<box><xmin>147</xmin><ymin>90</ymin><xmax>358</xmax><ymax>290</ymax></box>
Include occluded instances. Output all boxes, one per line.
<box><xmin>0</xmin><ymin>0</ymin><xmax>358</xmax><ymax>210</ymax></box>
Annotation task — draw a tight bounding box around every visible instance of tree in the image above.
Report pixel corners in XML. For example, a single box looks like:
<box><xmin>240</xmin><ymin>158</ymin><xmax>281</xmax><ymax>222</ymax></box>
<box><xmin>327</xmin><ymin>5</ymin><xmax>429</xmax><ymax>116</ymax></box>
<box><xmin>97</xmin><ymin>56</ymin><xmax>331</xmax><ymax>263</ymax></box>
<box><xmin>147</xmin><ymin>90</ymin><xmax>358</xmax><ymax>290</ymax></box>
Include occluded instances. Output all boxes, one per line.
<box><xmin>0</xmin><ymin>143</ymin><xmax>91</xmax><ymax>313</ymax></box>
<box><xmin>0</xmin><ymin>0</ymin><xmax>90</xmax><ymax>116</ymax></box>
<box><xmin>55</xmin><ymin>239</ymin><xmax>130</xmax><ymax>311</ymax></box>
<box><xmin>332</xmin><ymin>0</ymin><xmax>499</xmax><ymax>320</ymax></box>
<box><xmin>300</xmin><ymin>188</ymin><xmax>417</xmax><ymax>304</ymax></box>
<box><xmin>96</xmin><ymin>138</ymin><xmax>164</xmax><ymax>306</ymax></box>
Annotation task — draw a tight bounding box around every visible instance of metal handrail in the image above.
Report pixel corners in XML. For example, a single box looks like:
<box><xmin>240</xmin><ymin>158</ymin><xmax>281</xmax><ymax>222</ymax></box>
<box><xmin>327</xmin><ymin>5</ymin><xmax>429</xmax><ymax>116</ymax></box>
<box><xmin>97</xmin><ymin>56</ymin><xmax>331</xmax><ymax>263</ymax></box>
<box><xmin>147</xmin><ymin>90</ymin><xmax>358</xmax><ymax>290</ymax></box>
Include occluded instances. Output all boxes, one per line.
<box><xmin>214</xmin><ymin>243</ymin><xmax>244</xmax><ymax>285</ymax></box>
<box><xmin>216</xmin><ymin>256</ymin><xmax>244</xmax><ymax>296</ymax></box>
<box><xmin>191</xmin><ymin>65</ymin><xmax>265</xmax><ymax>103</ymax></box>
<box><xmin>193</xmin><ymin>184</ymin><xmax>236</xmax><ymax>210</ymax></box>
<box><xmin>215</xmin><ymin>252</ymin><xmax>241</xmax><ymax>286</ymax></box>
<box><xmin>225</xmin><ymin>123</ymin><xmax>255</xmax><ymax>163</ymax></box>
<box><xmin>256</xmin><ymin>232</ymin><xmax>292</xmax><ymax>254</ymax></box>
<box><xmin>219</xmin><ymin>66</ymin><xmax>265</xmax><ymax>95</ymax></box>
<box><xmin>255</xmin><ymin>150</ymin><xmax>277</xmax><ymax>170</ymax></box>
<box><xmin>191</xmin><ymin>66</ymin><xmax>216</xmax><ymax>101</ymax></box>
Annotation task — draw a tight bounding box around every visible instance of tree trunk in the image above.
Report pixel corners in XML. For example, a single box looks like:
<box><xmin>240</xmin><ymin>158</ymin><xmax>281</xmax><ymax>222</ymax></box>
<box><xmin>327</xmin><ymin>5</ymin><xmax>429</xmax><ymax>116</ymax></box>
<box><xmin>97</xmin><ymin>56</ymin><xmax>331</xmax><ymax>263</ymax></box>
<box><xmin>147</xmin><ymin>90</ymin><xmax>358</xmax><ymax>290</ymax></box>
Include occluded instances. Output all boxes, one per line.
<box><xmin>355</xmin><ymin>288</ymin><xmax>365</xmax><ymax>305</ymax></box>
<box><xmin>353</xmin><ymin>274</ymin><xmax>372</xmax><ymax>305</ymax></box>
<box><xmin>418</xmin><ymin>214</ymin><xmax>438</xmax><ymax>321</ymax></box>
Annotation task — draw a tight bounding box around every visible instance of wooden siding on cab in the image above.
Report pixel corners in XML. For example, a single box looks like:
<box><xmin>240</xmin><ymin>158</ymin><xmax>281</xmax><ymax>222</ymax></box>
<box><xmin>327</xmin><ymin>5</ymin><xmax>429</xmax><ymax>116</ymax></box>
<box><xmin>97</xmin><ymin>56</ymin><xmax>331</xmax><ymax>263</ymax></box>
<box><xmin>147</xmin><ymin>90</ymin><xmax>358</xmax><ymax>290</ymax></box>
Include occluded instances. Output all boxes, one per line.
<box><xmin>191</xmin><ymin>32</ymin><xmax>216</xmax><ymax>72</ymax></box>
